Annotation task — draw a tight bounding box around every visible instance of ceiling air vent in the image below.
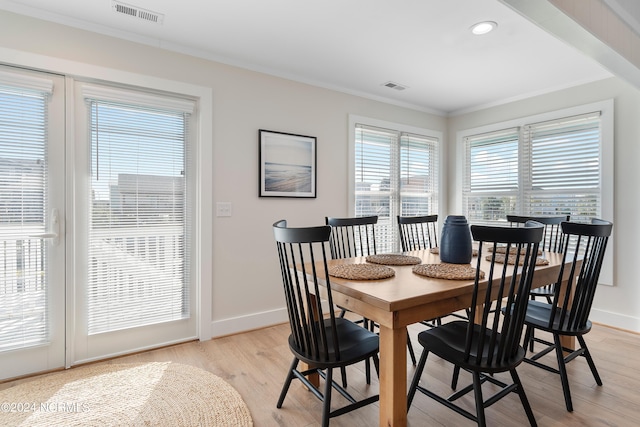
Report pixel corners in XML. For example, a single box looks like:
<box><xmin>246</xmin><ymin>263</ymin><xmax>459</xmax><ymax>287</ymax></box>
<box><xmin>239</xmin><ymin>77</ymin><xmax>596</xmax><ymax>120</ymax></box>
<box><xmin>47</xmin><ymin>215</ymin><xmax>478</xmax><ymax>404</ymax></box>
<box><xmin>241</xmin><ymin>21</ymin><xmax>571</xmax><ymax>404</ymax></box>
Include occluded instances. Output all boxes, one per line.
<box><xmin>382</xmin><ymin>81</ymin><xmax>407</xmax><ymax>91</ymax></box>
<box><xmin>112</xmin><ymin>1</ymin><xmax>164</xmax><ymax>24</ymax></box>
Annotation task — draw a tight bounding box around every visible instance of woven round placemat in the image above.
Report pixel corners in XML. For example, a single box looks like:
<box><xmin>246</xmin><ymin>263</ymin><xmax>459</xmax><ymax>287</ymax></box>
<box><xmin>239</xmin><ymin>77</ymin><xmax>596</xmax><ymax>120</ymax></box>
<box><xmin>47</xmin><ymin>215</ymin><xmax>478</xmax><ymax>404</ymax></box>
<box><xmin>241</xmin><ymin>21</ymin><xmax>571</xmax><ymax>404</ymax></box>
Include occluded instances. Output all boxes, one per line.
<box><xmin>328</xmin><ymin>263</ymin><xmax>395</xmax><ymax>280</ymax></box>
<box><xmin>0</xmin><ymin>362</ymin><xmax>253</xmax><ymax>427</ymax></box>
<box><xmin>429</xmin><ymin>247</ymin><xmax>478</xmax><ymax>257</ymax></box>
<box><xmin>366</xmin><ymin>254</ymin><xmax>421</xmax><ymax>265</ymax></box>
<box><xmin>413</xmin><ymin>263</ymin><xmax>485</xmax><ymax>280</ymax></box>
<box><xmin>487</xmin><ymin>254</ymin><xmax>550</xmax><ymax>266</ymax></box>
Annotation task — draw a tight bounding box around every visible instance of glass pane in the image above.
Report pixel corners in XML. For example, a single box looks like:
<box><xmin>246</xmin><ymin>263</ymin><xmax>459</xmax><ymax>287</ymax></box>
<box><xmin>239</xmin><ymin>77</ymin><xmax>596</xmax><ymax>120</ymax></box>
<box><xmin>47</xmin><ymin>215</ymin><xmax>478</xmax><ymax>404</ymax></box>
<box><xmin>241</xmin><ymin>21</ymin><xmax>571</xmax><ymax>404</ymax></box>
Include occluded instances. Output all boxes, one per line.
<box><xmin>465</xmin><ymin>195</ymin><xmax>517</xmax><ymax>225</ymax></box>
<box><xmin>88</xmin><ymin>101</ymin><xmax>188</xmax><ymax>334</ymax></box>
<box><xmin>531</xmin><ymin>126</ymin><xmax>599</xmax><ymax>190</ymax></box>
<box><xmin>526</xmin><ymin>193</ymin><xmax>598</xmax><ymax>223</ymax></box>
<box><xmin>400</xmin><ymin>134</ymin><xmax>438</xmax><ymax>216</ymax></box>
<box><xmin>469</xmin><ymin>139</ymin><xmax>518</xmax><ymax>192</ymax></box>
<box><xmin>354</xmin><ymin>126</ymin><xmax>394</xmax><ymax>251</ymax></box>
<box><xmin>0</xmin><ymin>86</ymin><xmax>48</xmax><ymax>350</ymax></box>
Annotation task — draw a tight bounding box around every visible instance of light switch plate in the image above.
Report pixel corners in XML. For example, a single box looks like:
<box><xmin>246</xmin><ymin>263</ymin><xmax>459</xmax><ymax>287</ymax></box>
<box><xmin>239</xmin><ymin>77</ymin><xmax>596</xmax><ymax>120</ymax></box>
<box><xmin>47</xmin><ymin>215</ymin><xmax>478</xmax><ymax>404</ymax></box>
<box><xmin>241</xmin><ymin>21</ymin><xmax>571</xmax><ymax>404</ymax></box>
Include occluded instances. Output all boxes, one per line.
<box><xmin>216</xmin><ymin>202</ymin><xmax>232</xmax><ymax>217</ymax></box>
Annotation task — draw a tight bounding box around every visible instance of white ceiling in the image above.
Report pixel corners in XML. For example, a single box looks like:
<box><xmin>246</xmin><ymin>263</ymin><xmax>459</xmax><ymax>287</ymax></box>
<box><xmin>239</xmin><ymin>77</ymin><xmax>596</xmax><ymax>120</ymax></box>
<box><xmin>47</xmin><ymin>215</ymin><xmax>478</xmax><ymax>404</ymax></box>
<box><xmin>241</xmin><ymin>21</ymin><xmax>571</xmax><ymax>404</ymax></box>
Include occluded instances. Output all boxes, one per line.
<box><xmin>0</xmin><ymin>0</ymin><xmax>615</xmax><ymax>115</ymax></box>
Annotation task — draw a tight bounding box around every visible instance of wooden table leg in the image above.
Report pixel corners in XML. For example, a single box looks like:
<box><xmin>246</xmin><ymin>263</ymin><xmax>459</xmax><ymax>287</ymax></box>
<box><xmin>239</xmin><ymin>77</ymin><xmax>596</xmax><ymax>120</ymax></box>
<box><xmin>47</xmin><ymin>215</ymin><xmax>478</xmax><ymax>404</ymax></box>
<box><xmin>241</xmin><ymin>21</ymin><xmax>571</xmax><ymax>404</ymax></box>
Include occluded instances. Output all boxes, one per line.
<box><xmin>379</xmin><ymin>324</ymin><xmax>408</xmax><ymax>427</ymax></box>
<box><xmin>300</xmin><ymin>293</ymin><xmax>320</xmax><ymax>388</ymax></box>
<box><xmin>557</xmin><ymin>278</ymin><xmax>576</xmax><ymax>350</ymax></box>
<box><xmin>299</xmin><ymin>363</ymin><xmax>320</xmax><ymax>387</ymax></box>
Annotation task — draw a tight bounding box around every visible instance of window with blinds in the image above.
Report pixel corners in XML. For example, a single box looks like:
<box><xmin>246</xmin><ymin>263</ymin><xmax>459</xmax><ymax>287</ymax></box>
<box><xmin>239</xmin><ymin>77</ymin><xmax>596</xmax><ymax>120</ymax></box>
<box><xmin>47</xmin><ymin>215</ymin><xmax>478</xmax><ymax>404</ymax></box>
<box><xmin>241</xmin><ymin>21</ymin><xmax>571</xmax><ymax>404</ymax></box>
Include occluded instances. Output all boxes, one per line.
<box><xmin>0</xmin><ymin>73</ymin><xmax>51</xmax><ymax>350</ymax></box>
<box><xmin>401</xmin><ymin>133</ymin><xmax>439</xmax><ymax>215</ymax></box>
<box><xmin>83</xmin><ymin>86</ymin><xmax>194</xmax><ymax>335</ymax></box>
<box><xmin>463</xmin><ymin>128</ymin><xmax>519</xmax><ymax>224</ymax></box>
<box><xmin>462</xmin><ymin>111</ymin><xmax>603</xmax><ymax>225</ymax></box>
<box><xmin>354</xmin><ymin>123</ymin><xmax>439</xmax><ymax>252</ymax></box>
<box><xmin>523</xmin><ymin>112</ymin><xmax>601</xmax><ymax>222</ymax></box>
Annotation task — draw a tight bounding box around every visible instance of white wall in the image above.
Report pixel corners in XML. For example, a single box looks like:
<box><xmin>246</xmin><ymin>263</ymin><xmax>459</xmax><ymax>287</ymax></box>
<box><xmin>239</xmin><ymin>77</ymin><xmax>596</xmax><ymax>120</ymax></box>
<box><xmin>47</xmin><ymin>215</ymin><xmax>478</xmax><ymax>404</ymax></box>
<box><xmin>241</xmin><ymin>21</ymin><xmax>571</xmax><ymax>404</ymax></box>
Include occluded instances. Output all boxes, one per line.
<box><xmin>448</xmin><ymin>77</ymin><xmax>640</xmax><ymax>332</ymax></box>
<box><xmin>0</xmin><ymin>11</ymin><xmax>446</xmax><ymax>337</ymax></box>
<box><xmin>2</xmin><ymin>10</ymin><xmax>637</xmax><ymax>336</ymax></box>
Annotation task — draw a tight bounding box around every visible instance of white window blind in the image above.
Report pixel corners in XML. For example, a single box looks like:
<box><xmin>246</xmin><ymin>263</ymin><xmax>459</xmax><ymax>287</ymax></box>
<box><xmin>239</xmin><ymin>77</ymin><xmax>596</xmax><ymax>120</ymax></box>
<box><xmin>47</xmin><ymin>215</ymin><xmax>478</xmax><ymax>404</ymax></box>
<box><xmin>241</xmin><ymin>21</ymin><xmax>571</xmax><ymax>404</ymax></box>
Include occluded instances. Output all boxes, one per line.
<box><xmin>463</xmin><ymin>112</ymin><xmax>603</xmax><ymax>224</ymax></box>
<box><xmin>0</xmin><ymin>74</ymin><xmax>52</xmax><ymax>350</ymax></box>
<box><xmin>523</xmin><ymin>112</ymin><xmax>601</xmax><ymax>221</ymax></box>
<box><xmin>84</xmin><ymin>88</ymin><xmax>194</xmax><ymax>334</ymax></box>
<box><xmin>400</xmin><ymin>133</ymin><xmax>439</xmax><ymax>216</ymax></box>
<box><xmin>463</xmin><ymin>128</ymin><xmax>519</xmax><ymax>225</ymax></box>
<box><xmin>355</xmin><ymin>124</ymin><xmax>439</xmax><ymax>252</ymax></box>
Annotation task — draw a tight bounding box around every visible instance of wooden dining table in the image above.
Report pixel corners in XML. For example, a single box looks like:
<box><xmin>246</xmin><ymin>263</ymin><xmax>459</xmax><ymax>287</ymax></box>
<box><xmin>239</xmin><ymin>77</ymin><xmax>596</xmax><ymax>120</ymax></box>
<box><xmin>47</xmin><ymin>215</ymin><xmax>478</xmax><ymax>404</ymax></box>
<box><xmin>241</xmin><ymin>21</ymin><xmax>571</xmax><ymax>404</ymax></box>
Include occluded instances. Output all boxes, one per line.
<box><xmin>304</xmin><ymin>248</ymin><xmax>571</xmax><ymax>427</ymax></box>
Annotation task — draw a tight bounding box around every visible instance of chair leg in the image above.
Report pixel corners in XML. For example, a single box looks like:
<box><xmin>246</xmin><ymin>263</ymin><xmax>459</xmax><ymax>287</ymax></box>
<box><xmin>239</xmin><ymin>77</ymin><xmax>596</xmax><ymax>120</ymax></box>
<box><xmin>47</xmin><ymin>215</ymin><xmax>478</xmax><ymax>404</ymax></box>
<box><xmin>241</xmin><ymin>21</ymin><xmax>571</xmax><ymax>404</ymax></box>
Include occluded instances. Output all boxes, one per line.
<box><xmin>528</xmin><ymin>297</ymin><xmax>536</xmax><ymax>352</ymax></box>
<box><xmin>472</xmin><ymin>372</ymin><xmax>486</xmax><ymax>427</ymax></box>
<box><xmin>451</xmin><ymin>365</ymin><xmax>461</xmax><ymax>389</ymax></box>
<box><xmin>372</xmin><ymin>352</ymin><xmax>380</xmax><ymax>377</ymax></box>
<box><xmin>523</xmin><ymin>325</ymin><xmax>534</xmax><ymax>353</ymax></box>
<box><xmin>553</xmin><ymin>334</ymin><xmax>574</xmax><ymax>412</ymax></box>
<box><xmin>340</xmin><ymin>367</ymin><xmax>348</xmax><ymax>388</ymax></box>
<box><xmin>407</xmin><ymin>349</ymin><xmax>429</xmax><ymax>410</ymax></box>
<box><xmin>365</xmin><ymin>358</ymin><xmax>371</xmax><ymax>384</ymax></box>
<box><xmin>510</xmin><ymin>369</ymin><xmax>538</xmax><ymax>427</ymax></box>
<box><xmin>277</xmin><ymin>357</ymin><xmax>299</xmax><ymax>408</ymax></box>
<box><xmin>364</xmin><ymin>319</ymin><xmax>372</xmax><ymax>384</ymax></box>
<box><xmin>321</xmin><ymin>368</ymin><xmax>333</xmax><ymax>427</ymax></box>
<box><xmin>578</xmin><ymin>335</ymin><xmax>603</xmax><ymax>386</ymax></box>
<box><xmin>407</xmin><ymin>332</ymin><xmax>417</xmax><ymax>365</ymax></box>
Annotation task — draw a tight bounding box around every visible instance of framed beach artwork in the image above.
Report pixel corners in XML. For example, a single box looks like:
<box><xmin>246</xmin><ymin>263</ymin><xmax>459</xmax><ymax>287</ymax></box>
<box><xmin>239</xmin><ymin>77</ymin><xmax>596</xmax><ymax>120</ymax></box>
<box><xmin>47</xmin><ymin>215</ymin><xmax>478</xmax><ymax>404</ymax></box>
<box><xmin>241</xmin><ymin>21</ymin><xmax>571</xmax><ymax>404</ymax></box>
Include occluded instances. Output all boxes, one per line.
<box><xmin>259</xmin><ymin>130</ymin><xmax>317</xmax><ymax>198</ymax></box>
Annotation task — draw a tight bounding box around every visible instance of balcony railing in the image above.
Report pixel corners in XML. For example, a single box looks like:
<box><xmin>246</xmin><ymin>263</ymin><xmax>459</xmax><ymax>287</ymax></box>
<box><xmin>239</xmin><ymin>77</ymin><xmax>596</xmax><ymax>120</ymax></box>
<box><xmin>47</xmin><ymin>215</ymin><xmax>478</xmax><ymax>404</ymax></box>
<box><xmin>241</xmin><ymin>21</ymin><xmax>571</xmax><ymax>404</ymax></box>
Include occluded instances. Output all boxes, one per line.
<box><xmin>0</xmin><ymin>224</ymin><xmax>187</xmax><ymax>349</ymax></box>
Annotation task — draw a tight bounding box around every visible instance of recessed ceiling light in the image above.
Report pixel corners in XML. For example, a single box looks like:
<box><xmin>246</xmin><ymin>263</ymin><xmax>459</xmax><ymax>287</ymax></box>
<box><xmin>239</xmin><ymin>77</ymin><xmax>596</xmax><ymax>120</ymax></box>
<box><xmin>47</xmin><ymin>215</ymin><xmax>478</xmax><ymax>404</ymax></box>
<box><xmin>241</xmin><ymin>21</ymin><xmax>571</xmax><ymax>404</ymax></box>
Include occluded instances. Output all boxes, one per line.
<box><xmin>470</xmin><ymin>21</ymin><xmax>497</xmax><ymax>35</ymax></box>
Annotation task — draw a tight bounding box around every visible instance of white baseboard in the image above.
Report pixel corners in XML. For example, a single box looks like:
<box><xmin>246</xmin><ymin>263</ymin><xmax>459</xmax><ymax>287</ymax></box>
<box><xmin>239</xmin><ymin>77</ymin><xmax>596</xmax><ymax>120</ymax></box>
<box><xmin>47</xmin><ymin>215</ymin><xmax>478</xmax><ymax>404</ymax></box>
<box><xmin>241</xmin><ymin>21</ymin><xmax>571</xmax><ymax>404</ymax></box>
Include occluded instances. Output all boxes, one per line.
<box><xmin>210</xmin><ymin>307</ymin><xmax>289</xmax><ymax>338</ymax></box>
<box><xmin>208</xmin><ymin>306</ymin><xmax>640</xmax><ymax>340</ymax></box>
<box><xmin>590</xmin><ymin>308</ymin><xmax>640</xmax><ymax>333</ymax></box>
<box><xmin>209</xmin><ymin>301</ymin><xmax>335</xmax><ymax>339</ymax></box>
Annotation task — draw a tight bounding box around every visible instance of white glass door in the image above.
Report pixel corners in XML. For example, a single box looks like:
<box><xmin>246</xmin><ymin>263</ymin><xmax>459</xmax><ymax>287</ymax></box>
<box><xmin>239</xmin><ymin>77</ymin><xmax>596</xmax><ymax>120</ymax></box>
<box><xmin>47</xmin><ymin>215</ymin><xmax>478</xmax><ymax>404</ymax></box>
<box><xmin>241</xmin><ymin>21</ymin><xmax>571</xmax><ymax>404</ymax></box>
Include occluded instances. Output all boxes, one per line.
<box><xmin>0</xmin><ymin>67</ymin><xmax>66</xmax><ymax>380</ymax></box>
<box><xmin>70</xmin><ymin>82</ymin><xmax>197</xmax><ymax>364</ymax></box>
<box><xmin>0</xmin><ymin>69</ymin><xmax>198</xmax><ymax>378</ymax></box>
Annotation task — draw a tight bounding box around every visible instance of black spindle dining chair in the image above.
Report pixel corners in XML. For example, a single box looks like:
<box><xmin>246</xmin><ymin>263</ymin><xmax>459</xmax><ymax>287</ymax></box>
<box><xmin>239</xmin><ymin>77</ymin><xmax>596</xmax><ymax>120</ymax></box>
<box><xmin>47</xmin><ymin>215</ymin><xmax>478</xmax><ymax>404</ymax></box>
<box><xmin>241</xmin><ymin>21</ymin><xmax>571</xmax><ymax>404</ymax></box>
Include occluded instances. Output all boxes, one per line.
<box><xmin>508</xmin><ymin>214</ymin><xmax>570</xmax><ymax>351</ymax></box>
<box><xmin>325</xmin><ymin>216</ymin><xmax>417</xmax><ymax>379</ymax></box>
<box><xmin>273</xmin><ymin>220</ymin><xmax>380</xmax><ymax>427</ymax></box>
<box><xmin>407</xmin><ymin>222</ymin><xmax>544</xmax><ymax>427</ymax></box>
<box><xmin>398</xmin><ymin>214</ymin><xmax>438</xmax><ymax>252</ymax></box>
<box><xmin>522</xmin><ymin>218</ymin><xmax>613</xmax><ymax>412</ymax></box>
<box><xmin>325</xmin><ymin>216</ymin><xmax>381</xmax><ymax>385</ymax></box>
<box><xmin>326</xmin><ymin>215</ymin><xmax>378</xmax><ymax>259</ymax></box>
<box><xmin>398</xmin><ymin>214</ymin><xmax>447</xmax><ymax>327</ymax></box>
<box><xmin>508</xmin><ymin>215</ymin><xmax>569</xmax><ymax>303</ymax></box>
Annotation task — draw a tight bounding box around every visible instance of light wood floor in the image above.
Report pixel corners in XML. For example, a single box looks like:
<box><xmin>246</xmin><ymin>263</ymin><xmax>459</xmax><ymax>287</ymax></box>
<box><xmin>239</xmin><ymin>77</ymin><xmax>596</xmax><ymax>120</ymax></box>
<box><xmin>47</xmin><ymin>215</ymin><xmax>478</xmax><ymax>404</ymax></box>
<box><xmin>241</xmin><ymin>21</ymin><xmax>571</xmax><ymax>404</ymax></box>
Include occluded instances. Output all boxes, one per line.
<box><xmin>4</xmin><ymin>315</ymin><xmax>640</xmax><ymax>426</ymax></box>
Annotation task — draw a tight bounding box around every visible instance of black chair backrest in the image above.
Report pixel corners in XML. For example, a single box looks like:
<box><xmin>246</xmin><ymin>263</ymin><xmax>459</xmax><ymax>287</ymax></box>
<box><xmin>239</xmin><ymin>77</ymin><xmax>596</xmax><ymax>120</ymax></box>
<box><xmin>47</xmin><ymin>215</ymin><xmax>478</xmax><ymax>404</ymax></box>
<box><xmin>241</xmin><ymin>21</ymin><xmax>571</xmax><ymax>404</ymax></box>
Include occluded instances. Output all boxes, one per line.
<box><xmin>397</xmin><ymin>214</ymin><xmax>438</xmax><ymax>251</ymax></box>
<box><xmin>273</xmin><ymin>220</ymin><xmax>340</xmax><ymax>362</ymax></box>
<box><xmin>325</xmin><ymin>216</ymin><xmax>378</xmax><ymax>259</ymax></box>
<box><xmin>548</xmin><ymin>219</ymin><xmax>613</xmax><ymax>331</ymax></box>
<box><xmin>507</xmin><ymin>215</ymin><xmax>569</xmax><ymax>253</ymax></box>
<box><xmin>467</xmin><ymin>222</ymin><xmax>544</xmax><ymax>366</ymax></box>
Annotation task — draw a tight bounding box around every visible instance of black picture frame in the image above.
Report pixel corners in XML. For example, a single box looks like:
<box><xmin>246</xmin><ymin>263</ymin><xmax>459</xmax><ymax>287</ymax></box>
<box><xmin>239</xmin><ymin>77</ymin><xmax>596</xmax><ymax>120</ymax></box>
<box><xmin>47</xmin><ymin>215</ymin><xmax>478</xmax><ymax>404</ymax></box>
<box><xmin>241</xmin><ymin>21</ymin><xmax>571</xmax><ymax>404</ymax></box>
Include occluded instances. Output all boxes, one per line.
<box><xmin>259</xmin><ymin>129</ymin><xmax>317</xmax><ymax>198</ymax></box>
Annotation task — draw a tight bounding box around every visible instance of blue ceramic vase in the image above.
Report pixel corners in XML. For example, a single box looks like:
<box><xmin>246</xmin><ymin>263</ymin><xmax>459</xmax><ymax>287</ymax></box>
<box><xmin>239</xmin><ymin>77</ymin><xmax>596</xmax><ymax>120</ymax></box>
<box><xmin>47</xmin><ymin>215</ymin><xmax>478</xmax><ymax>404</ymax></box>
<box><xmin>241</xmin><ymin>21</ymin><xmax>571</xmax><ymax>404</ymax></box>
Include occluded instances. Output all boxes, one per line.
<box><xmin>439</xmin><ymin>215</ymin><xmax>472</xmax><ymax>264</ymax></box>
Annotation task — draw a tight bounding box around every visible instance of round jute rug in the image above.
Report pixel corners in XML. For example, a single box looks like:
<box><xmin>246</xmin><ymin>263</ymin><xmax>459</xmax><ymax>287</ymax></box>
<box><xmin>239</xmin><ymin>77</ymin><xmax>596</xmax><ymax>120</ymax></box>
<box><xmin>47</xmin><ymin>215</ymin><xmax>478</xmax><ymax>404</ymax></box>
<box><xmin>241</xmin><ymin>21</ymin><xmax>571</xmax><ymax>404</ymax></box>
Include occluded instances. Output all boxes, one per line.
<box><xmin>0</xmin><ymin>362</ymin><xmax>253</xmax><ymax>427</ymax></box>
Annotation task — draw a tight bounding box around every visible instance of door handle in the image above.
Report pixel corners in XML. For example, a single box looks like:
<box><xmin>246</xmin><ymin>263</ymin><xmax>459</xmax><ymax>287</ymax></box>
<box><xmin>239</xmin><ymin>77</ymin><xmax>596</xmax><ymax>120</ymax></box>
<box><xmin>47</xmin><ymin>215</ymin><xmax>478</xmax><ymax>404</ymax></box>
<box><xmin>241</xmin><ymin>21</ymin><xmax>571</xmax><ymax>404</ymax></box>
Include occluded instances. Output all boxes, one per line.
<box><xmin>29</xmin><ymin>208</ymin><xmax>60</xmax><ymax>246</ymax></box>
